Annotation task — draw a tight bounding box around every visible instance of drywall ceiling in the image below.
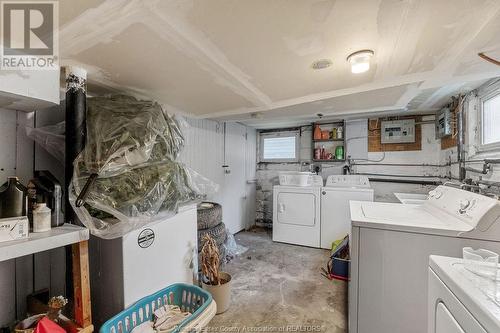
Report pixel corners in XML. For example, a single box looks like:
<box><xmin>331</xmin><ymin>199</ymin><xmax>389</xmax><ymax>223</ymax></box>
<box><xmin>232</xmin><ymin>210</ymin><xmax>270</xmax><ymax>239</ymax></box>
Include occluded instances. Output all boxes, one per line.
<box><xmin>58</xmin><ymin>0</ymin><xmax>500</xmax><ymax>127</ymax></box>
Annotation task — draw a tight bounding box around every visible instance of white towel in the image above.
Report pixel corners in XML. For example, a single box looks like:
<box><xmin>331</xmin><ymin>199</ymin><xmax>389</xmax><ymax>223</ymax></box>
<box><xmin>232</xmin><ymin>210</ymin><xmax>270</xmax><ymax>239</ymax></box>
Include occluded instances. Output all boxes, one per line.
<box><xmin>154</xmin><ymin>305</ymin><xmax>191</xmax><ymax>333</ymax></box>
<box><xmin>130</xmin><ymin>321</ymin><xmax>155</xmax><ymax>333</ymax></box>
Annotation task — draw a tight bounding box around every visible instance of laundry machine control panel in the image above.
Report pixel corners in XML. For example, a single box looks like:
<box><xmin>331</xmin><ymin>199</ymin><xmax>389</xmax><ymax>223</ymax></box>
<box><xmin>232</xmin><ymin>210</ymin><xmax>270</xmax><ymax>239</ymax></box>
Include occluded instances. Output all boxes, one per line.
<box><xmin>325</xmin><ymin>175</ymin><xmax>371</xmax><ymax>188</ymax></box>
<box><xmin>426</xmin><ymin>186</ymin><xmax>500</xmax><ymax>228</ymax></box>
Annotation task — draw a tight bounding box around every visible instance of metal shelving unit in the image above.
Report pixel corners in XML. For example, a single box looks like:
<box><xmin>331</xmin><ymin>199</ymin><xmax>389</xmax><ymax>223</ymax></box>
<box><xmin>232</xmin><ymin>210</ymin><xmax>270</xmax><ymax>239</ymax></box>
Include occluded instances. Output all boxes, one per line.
<box><xmin>311</xmin><ymin>120</ymin><xmax>346</xmax><ymax>162</ymax></box>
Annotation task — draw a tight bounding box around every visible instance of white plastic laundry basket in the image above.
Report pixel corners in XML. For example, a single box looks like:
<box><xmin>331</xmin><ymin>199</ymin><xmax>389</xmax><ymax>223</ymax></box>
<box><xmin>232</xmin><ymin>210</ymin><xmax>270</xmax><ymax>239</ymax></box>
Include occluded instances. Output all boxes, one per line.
<box><xmin>278</xmin><ymin>172</ymin><xmax>312</xmax><ymax>186</ymax></box>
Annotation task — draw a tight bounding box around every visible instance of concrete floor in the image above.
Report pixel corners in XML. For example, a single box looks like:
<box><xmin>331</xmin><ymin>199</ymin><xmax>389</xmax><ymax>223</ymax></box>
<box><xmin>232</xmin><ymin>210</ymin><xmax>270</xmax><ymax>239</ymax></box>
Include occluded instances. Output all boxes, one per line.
<box><xmin>207</xmin><ymin>228</ymin><xmax>347</xmax><ymax>332</ymax></box>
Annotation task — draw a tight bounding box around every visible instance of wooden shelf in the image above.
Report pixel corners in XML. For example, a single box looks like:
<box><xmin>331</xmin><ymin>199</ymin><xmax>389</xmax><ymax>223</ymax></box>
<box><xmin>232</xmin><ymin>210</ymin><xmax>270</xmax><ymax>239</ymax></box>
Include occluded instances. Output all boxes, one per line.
<box><xmin>315</xmin><ymin>120</ymin><xmax>344</xmax><ymax>125</ymax></box>
<box><xmin>313</xmin><ymin>159</ymin><xmax>345</xmax><ymax>163</ymax></box>
<box><xmin>313</xmin><ymin>139</ymin><xmax>344</xmax><ymax>143</ymax></box>
<box><xmin>5</xmin><ymin>223</ymin><xmax>93</xmax><ymax>330</ymax></box>
<box><xmin>0</xmin><ymin>224</ymin><xmax>89</xmax><ymax>262</ymax></box>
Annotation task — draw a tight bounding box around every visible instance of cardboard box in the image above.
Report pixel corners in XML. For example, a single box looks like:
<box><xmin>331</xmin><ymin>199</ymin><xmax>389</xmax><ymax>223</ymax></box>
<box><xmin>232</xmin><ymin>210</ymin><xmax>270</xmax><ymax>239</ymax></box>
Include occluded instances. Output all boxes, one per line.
<box><xmin>0</xmin><ymin>216</ymin><xmax>29</xmax><ymax>243</ymax></box>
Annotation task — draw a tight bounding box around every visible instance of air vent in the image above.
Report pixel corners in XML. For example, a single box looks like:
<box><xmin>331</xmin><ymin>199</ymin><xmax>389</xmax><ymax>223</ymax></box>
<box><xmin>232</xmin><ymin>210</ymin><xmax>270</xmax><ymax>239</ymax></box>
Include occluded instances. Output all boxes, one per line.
<box><xmin>311</xmin><ymin>59</ymin><xmax>332</xmax><ymax>70</ymax></box>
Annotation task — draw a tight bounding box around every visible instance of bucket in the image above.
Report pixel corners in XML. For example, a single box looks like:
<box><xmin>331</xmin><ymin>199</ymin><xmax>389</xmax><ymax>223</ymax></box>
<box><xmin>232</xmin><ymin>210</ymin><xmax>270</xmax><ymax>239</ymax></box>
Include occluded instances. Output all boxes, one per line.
<box><xmin>202</xmin><ymin>272</ymin><xmax>232</xmax><ymax>314</ymax></box>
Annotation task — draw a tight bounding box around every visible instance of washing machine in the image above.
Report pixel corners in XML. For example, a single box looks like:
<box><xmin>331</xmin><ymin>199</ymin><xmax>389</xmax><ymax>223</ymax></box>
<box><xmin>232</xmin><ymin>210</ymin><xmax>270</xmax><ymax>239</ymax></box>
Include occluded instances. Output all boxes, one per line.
<box><xmin>428</xmin><ymin>255</ymin><xmax>500</xmax><ymax>332</ymax></box>
<box><xmin>349</xmin><ymin>185</ymin><xmax>500</xmax><ymax>333</ymax></box>
<box><xmin>273</xmin><ymin>176</ymin><xmax>323</xmax><ymax>247</ymax></box>
<box><xmin>320</xmin><ymin>175</ymin><xmax>373</xmax><ymax>249</ymax></box>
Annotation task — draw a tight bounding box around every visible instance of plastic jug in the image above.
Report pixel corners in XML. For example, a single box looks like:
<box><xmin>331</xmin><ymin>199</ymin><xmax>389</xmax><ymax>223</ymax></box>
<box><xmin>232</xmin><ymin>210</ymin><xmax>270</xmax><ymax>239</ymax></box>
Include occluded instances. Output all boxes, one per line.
<box><xmin>33</xmin><ymin>203</ymin><xmax>52</xmax><ymax>233</ymax></box>
<box><xmin>335</xmin><ymin>146</ymin><xmax>344</xmax><ymax>160</ymax></box>
<box><xmin>313</xmin><ymin>124</ymin><xmax>322</xmax><ymax>140</ymax></box>
<box><xmin>0</xmin><ymin>177</ymin><xmax>27</xmax><ymax>218</ymax></box>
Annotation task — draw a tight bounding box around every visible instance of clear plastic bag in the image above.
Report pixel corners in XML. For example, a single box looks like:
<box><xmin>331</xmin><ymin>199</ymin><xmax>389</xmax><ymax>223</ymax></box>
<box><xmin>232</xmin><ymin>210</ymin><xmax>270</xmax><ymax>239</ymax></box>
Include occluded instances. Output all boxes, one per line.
<box><xmin>222</xmin><ymin>230</ymin><xmax>248</xmax><ymax>264</ymax></box>
<box><xmin>69</xmin><ymin>95</ymin><xmax>219</xmax><ymax>239</ymax></box>
<box><xmin>26</xmin><ymin>121</ymin><xmax>65</xmax><ymax>163</ymax></box>
<box><xmin>80</xmin><ymin>95</ymin><xmax>185</xmax><ymax>177</ymax></box>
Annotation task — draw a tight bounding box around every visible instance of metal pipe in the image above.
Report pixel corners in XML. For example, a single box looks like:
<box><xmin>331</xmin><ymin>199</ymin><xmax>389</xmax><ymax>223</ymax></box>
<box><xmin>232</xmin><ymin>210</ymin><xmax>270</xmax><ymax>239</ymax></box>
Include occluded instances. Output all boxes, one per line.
<box><xmin>353</xmin><ymin>162</ymin><xmax>448</xmax><ymax>167</ymax></box>
<box><xmin>356</xmin><ymin>172</ymin><xmax>440</xmax><ymax>178</ymax></box>
<box><xmin>477</xmin><ymin>179</ymin><xmax>500</xmax><ymax>187</ymax></box>
<box><xmin>65</xmin><ymin>66</ymin><xmax>87</xmax><ymax>224</ymax></box>
<box><xmin>464</xmin><ymin>163</ymin><xmax>491</xmax><ymax>175</ymax></box>
<box><xmin>443</xmin><ymin>181</ymin><xmax>461</xmax><ymax>188</ymax></box>
<box><xmin>460</xmin><ymin>183</ymin><xmax>481</xmax><ymax>190</ymax></box>
<box><xmin>368</xmin><ymin>178</ymin><xmax>442</xmax><ymax>186</ymax></box>
<box><xmin>457</xmin><ymin>97</ymin><xmax>466</xmax><ymax>181</ymax></box>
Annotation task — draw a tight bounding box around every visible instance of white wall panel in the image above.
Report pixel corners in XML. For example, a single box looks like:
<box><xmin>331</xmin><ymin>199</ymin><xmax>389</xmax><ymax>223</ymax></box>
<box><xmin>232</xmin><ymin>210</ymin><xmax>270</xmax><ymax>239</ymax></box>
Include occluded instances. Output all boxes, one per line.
<box><xmin>178</xmin><ymin>117</ymin><xmax>225</xmax><ymax>199</ymax></box>
<box><xmin>178</xmin><ymin>117</ymin><xmax>256</xmax><ymax>232</ymax></box>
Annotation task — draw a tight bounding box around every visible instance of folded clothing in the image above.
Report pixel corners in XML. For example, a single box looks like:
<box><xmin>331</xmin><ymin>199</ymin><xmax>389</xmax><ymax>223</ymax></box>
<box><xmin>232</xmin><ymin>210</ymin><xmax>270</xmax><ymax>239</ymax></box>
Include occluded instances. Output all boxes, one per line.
<box><xmin>130</xmin><ymin>321</ymin><xmax>155</xmax><ymax>333</ymax></box>
<box><xmin>130</xmin><ymin>304</ymin><xmax>191</xmax><ymax>333</ymax></box>
<box><xmin>154</xmin><ymin>305</ymin><xmax>191</xmax><ymax>332</ymax></box>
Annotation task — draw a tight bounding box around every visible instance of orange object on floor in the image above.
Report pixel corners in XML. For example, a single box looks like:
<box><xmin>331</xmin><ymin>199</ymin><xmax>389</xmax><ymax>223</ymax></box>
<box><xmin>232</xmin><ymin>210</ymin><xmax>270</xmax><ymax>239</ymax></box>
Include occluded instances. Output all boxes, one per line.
<box><xmin>34</xmin><ymin>317</ymin><xmax>65</xmax><ymax>333</ymax></box>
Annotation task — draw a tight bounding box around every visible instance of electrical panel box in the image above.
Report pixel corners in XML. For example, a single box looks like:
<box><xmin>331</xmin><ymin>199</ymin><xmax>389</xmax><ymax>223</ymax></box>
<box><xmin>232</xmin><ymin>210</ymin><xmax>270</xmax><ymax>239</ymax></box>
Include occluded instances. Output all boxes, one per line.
<box><xmin>381</xmin><ymin>119</ymin><xmax>416</xmax><ymax>144</ymax></box>
<box><xmin>435</xmin><ymin>107</ymin><xmax>453</xmax><ymax>138</ymax></box>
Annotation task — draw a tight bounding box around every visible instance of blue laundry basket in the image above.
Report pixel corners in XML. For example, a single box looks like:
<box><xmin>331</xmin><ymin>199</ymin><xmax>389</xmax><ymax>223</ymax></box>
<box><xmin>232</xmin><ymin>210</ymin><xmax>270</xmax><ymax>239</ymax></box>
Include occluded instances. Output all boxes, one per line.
<box><xmin>100</xmin><ymin>283</ymin><xmax>212</xmax><ymax>333</ymax></box>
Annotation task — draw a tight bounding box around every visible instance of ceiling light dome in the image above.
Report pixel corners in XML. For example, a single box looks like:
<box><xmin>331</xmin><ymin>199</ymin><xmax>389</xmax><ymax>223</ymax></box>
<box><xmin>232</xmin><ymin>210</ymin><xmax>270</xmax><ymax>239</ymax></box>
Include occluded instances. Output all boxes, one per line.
<box><xmin>347</xmin><ymin>50</ymin><xmax>374</xmax><ymax>74</ymax></box>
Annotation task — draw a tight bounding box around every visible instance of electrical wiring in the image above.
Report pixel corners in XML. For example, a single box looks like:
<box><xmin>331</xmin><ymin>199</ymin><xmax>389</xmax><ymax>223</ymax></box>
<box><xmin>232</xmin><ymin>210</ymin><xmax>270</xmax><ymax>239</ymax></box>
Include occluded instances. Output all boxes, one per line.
<box><xmin>350</xmin><ymin>152</ymin><xmax>386</xmax><ymax>163</ymax></box>
<box><xmin>345</xmin><ymin>135</ymin><xmax>367</xmax><ymax>143</ymax></box>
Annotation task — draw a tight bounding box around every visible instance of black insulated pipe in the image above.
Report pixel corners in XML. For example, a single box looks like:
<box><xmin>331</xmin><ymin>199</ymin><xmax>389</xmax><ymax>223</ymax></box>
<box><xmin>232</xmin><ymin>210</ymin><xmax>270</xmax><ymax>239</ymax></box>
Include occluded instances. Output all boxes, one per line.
<box><xmin>64</xmin><ymin>67</ymin><xmax>87</xmax><ymax>224</ymax></box>
<box><xmin>64</xmin><ymin>66</ymin><xmax>87</xmax><ymax>303</ymax></box>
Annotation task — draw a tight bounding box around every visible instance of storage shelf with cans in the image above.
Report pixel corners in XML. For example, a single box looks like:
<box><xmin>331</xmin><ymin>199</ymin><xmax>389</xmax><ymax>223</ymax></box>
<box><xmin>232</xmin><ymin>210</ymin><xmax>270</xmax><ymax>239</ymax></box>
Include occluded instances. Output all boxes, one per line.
<box><xmin>312</xmin><ymin>120</ymin><xmax>346</xmax><ymax>162</ymax></box>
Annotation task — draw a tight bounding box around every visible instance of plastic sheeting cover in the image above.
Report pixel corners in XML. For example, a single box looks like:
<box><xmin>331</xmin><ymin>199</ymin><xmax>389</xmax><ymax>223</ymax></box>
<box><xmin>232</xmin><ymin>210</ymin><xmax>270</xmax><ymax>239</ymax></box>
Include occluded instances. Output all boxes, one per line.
<box><xmin>26</xmin><ymin>121</ymin><xmax>65</xmax><ymax>163</ymax></box>
<box><xmin>66</xmin><ymin>95</ymin><xmax>218</xmax><ymax>238</ymax></box>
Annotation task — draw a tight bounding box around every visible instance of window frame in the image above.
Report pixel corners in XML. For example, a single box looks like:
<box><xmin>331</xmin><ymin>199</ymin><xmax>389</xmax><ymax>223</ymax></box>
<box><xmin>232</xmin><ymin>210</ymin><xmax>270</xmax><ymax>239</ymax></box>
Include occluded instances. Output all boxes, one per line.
<box><xmin>258</xmin><ymin>130</ymin><xmax>300</xmax><ymax>163</ymax></box>
<box><xmin>478</xmin><ymin>89</ymin><xmax>500</xmax><ymax>153</ymax></box>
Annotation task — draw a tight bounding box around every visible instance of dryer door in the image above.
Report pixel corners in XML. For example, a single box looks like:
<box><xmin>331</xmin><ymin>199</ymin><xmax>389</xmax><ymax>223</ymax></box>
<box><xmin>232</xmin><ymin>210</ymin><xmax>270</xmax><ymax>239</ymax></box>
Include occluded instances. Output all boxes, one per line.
<box><xmin>273</xmin><ymin>187</ymin><xmax>320</xmax><ymax>247</ymax></box>
<box><xmin>436</xmin><ymin>303</ymin><xmax>464</xmax><ymax>333</ymax></box>
<box><xmin>277</xmin><ymin>191</ymin><xmax>316</xmax><ymax>226</ymax></box>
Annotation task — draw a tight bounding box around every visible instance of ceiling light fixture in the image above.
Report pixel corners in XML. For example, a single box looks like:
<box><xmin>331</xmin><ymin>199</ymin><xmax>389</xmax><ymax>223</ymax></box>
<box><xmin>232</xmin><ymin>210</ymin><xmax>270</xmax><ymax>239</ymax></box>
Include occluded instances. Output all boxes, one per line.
<box><xmin>347</xmin><ymin>50</ymin><xmax>374</xmax><ymax>74</ymax></box>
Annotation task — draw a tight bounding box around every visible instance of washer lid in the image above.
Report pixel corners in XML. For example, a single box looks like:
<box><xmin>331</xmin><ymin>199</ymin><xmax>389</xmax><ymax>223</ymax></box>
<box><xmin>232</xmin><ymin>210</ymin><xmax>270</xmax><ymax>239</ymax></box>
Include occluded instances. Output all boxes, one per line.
<box><xmin>349</xmin><ymin>201</ymin><xmax>472</xmax><ymax>235</ymax></box>
<box><xmin>430</xmin><ymin>256</ymin><xmax>500</xmax><ymax>332</ymax></box>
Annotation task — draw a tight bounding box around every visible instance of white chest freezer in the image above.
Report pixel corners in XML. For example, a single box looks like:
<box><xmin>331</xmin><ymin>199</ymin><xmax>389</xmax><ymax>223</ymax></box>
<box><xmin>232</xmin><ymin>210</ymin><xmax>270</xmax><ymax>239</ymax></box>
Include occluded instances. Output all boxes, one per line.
<box><xmin>89</xmin><ymin>204</ymin><xmax>197</xmax><ymax>328</ymax></box>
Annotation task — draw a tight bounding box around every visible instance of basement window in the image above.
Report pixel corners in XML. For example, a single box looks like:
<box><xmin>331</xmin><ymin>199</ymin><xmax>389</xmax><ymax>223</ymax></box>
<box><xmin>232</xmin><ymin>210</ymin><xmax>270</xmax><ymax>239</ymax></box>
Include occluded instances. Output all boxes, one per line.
<box><xmin>481</xmin><ymin>92</ymin><xmax>500</xmax><ymax>148</ymax></box>
<box><xmin>259</xmin><ymin>131</ymin><xmax>299</xmax><ymax>163</ymax></box>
